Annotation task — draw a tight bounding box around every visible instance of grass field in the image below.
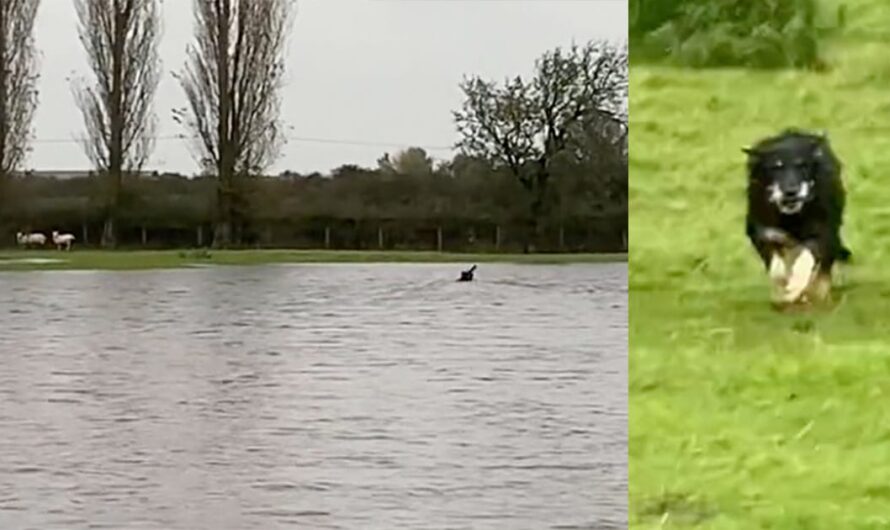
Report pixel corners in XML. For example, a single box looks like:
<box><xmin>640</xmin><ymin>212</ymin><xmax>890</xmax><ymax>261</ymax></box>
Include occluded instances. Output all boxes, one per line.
<box><xmin>0</xmin><ymin>248</ymin><xmax>625</xmax><ymax>271</ymax></box>
<box><xmin>630</xmin><ymin>1</ymin><xmax>890</xmax><ymax>528</ymax></box>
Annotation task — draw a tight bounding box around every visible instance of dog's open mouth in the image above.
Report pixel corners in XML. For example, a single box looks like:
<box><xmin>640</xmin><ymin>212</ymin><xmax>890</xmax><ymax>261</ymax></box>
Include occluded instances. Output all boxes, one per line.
<box><xmin>777</xmin><ymin>198</ymin><xmax>804</xmax><ymax>214</ymax></box>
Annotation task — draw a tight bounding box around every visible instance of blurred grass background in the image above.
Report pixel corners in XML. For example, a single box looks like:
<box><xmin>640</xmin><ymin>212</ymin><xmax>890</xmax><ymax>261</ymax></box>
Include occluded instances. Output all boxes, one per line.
<box><xmin>630</xmin><ymin>0</ymin><xmax>890</xmax><ymax>528</ymax></box>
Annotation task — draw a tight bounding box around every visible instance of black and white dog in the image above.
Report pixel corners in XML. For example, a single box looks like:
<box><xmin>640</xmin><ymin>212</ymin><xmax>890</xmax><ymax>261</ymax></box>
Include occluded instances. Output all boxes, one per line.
<box><xmin>743</xmin><ymin>129</ymin><xmax>851</xmax><ymax>305</ymax></box>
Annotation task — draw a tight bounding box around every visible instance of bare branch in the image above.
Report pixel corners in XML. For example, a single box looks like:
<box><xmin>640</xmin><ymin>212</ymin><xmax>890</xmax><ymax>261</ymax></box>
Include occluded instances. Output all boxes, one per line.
<box><xmin>73</xmin><ymin>0</ymin><xmax>161</xmax><ymax>174</ymax></box>
<box><xmin>0</xmin><ymin>0</ymin><xmax>41</xmax><ymax>180</ymax></box>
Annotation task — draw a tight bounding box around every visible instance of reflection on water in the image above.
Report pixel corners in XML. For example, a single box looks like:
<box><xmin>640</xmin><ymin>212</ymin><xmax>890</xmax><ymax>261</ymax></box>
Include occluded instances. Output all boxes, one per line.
<box><xmin>0</xmin><ymin>263</ymin><xmax>626</xmax><ymax>529</ymax></box>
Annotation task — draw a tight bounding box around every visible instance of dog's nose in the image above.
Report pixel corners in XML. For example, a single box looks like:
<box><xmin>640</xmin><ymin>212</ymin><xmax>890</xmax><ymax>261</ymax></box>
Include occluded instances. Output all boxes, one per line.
<box><xmin>781</xmin><ymin>183</ymin><xmax>801</xmax><ymax>196</ymax></box>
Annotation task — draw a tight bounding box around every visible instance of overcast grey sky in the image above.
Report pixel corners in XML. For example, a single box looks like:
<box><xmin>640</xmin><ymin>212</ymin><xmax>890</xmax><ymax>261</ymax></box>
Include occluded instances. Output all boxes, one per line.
<box><xmin>31</xmin><ymin>0</ymin><xmax>626</xmax><ymax>175</ymax></box>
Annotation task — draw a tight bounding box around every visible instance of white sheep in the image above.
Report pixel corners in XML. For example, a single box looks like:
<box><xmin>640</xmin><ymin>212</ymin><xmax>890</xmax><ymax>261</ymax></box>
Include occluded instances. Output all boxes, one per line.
<box><xmin>52</xmin><ymin>231</ymin><xmax>76</xmax><ymax>251</ymax></box>
<box><xmin>16</xmin><ymin>231</ymin><xmax>47</xmax><ymax>248</ymax></box>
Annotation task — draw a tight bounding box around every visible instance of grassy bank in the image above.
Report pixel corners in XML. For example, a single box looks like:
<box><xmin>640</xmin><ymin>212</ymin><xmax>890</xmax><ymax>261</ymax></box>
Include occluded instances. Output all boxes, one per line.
<box><xmin>0</xmin><ymin>249</ymin><xmax>625</xmax><ymax>271</ymax></box>
<box><xmin>630</xmin><ymin>1</ymin><xmax>890</xmax><ymax>528</ymax></box>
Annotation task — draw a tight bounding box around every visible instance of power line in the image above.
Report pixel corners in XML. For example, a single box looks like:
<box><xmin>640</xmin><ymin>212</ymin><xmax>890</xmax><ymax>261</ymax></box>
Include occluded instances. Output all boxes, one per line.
<box><xmin>29</xmin><ymin>133</ymin><xmax>456</xmax><ymax>152</ymax></box>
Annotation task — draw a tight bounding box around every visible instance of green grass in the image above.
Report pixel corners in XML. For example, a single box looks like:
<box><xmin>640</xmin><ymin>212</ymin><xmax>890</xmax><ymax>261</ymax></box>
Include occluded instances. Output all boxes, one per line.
<box><xmin>630</xmin><ymin>1</ymin><xmax>890</xmax><ymax>528</ymax></box>
<box><xmin>0</xmin><ymin>248</ymin><xmax>624</xmax><ymax>271</ymax></box>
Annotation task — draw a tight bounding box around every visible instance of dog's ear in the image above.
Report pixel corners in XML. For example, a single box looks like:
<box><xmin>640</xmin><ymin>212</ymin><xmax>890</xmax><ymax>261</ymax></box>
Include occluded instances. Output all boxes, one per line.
<box><xmin>812</xmin><ymin>133</ymin><xmax>828</xmax><ymax>159</ymax></box>
<box><xmin>742</xmin><ymin>146</ymin><xmax>760</xmax><ymax>158</ymax></box>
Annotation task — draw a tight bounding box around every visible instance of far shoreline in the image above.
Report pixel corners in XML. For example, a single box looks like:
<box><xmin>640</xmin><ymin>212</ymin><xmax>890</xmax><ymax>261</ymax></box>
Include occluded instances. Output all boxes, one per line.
<box><xmin>0</xmin><ymin>249</ymin><xmax>627</xmax><ymax>272</ymax></box>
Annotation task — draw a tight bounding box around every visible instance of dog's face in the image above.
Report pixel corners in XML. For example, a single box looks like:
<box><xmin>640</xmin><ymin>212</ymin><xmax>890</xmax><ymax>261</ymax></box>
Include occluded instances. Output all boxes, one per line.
<box><xmin>745</xmin><ymin>134</ymin><xmax>824</xmax><ymax>215</ymax></box>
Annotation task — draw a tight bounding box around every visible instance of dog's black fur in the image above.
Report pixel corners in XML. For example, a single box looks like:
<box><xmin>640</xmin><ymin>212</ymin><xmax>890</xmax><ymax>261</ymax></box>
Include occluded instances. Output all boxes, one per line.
<box><xmin>458</xmin><ymin>264</ymin><xmax>477</xmax><ymax>282</ymax></box>
<box><xmin>744</xmin><ymin>129</ymin><xmax>851</xmax><ymax>277</ymax></box>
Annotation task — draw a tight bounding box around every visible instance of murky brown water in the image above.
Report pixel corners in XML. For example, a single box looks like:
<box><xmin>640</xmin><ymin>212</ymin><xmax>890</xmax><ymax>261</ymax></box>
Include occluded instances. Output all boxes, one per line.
<box><xmin>0</xmin><ymin>263</ymin><xmax>626</xmax><ymax>529</ymax></box>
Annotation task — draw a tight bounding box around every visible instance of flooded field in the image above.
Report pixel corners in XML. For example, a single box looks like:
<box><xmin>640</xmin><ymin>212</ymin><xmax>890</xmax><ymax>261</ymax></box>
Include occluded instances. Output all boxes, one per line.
<box><xmin>0</xmin><ymin>263</ymin><xmax>626</xmax><ymax>529</ymax></box>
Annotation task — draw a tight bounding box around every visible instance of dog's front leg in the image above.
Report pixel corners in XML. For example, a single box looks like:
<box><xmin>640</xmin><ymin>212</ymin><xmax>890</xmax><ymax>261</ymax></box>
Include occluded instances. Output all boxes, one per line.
<box><xmin>807</xmin><ymin>269</ymin><xmax>832</xmax><ymax>302</ymax></box>
<box><xmin>783</xmin><ymin>247</ymin><xmax>818</xmax><ymax>303</ymax></box>
<box><xmin>750</xmin><ymin>225</ymin><xmax>797</xmax><ymax>303</ymax></box>
<box><xmin>768</xmin><ymin>252</ymin><xmax>789</xmax><ymax>303</ymax></box>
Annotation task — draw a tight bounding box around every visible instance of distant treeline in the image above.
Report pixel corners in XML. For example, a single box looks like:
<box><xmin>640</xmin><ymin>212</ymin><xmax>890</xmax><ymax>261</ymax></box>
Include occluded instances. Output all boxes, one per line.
<box><xmin>1</xmin><ymin>144</ymin><xmax>626</xmax><ymax>253</ymax></box>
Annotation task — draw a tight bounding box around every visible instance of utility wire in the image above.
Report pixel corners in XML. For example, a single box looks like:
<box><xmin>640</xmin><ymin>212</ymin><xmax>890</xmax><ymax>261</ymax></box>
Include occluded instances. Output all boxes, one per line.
<box><xmin>30</xmin><ymin>133</ymin><xmax>455</xmax><ymax>152</ymax></box>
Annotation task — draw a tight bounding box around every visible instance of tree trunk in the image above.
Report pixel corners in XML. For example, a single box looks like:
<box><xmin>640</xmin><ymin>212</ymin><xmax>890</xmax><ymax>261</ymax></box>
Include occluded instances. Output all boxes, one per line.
<box><xmin>103</xmin><ymin>8</ymin><xmax>127</xmax><ymax>250</ymax></box>
<box><xmin>525</xmin><ymin>196</ymin><xmax>545</xmax><ymax>254</ymax></box>
<box><xmin>102</xmin><ymin>186</ymin><xmax>120</xmax><ymax>248</ymax></box>
<box><xmin>495</xmin><ymin>225</ymin><xmax>501</xmax><ymax>250</ymax></box>
<box><xmin>82</xmin><ymin>222</ymin><xmax>89</xmax><ymax>245</ymax></box>
<box><xmin>101</xmin><ymin>217</ymin><xmax>115</xmax><ymax>248</ymax></box>
<box><xmin>0</xmin><ymin>7</ymin><xmax>8</xmax><ymax>185</ymax></box>
<box><xmin>141</xmin><ymin>226</ymin><xmax>147</xmax><ymax>246</ymax></box>
<box><xmin>213</xmin><ymin>0</ymin><xmax>233</xmax><ymax>250</ymax></box>
<box><xmin>377</xmin><ymin>226</ymin><xmax>384</xmax><ymax>249</ymax></box>
<box><xmin>436</xmin><ymin>226</ymin><xmax>443</xmax><ymax>252</ymax></box>
<box><xmin>559</xmin><ymin>223</ymin><xmax>565</xmax><ymax>250</ymax></box>
<box><xmin>233</xmin><ymin>216</ymin><xmax>243</xmax><ymax>246</ymax></box>
<box><xmin>523</xmin><ymin>219</ymin><xmax>535</xmax><ymax>254</ymax></box>
<box><xmin>525</xmin><ymin>170</ymin><xmax>549</xmax><ymax>254</ymax></box>
<box><xmin>324</xmin><ymin>225</ymin><xmax>331</xmax><ymax>249</ymax></box>
<box><xmin>212</xmin><ymin>183</ymin><xmax>232</xmax><ymax>248</ymax></box>
<box><xmin>213</xmin><ymin>220</ymin><xmax>231</xmax><ymax>249</ymax></box>
<box><xmin>197</xmin><ymin>224</ymin><xmax>203</xmax><ymax>247</ymax></box>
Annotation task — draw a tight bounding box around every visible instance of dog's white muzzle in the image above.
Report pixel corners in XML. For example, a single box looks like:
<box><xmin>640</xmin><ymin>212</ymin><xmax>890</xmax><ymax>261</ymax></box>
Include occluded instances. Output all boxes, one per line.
<box><xmin>768</xmin><ymin>180</ymin><xmax>812</xmax><ymax>215</ymax></box>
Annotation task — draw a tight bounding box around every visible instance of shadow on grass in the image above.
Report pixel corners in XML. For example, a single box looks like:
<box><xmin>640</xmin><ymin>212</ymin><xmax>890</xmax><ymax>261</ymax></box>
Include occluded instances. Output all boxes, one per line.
<box><xmin>636</xmin><ymin>489</ymin><xmax>718</xmax><ymax>526</ymax></box>
<box><xmin>633</xmin><ymin>274</ymin><xmax>888</xmax><ymax>351</ymax></box>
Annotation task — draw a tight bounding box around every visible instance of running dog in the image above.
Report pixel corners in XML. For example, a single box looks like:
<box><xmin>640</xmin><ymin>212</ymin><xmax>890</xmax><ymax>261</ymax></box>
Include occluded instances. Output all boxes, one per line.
<box><xmin>743</xmin><ymin>129</ymin><xmax>851</xmax><ymax>306</ymax></box>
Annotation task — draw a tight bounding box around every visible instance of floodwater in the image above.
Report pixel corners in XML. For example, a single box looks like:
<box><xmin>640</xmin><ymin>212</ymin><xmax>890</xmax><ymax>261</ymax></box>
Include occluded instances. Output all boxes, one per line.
<box><xmin>0</xmin><ymin>263</ymin><xmax>627</xmax><ymax>529</ymax></box>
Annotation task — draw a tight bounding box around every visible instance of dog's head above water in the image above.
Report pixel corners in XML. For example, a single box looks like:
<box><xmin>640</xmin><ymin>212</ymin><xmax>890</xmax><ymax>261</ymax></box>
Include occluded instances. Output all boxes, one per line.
<box><xmin>743</xmin><ymin>129</ymin><xmax>839</xmax><ymax>215</ymax></box>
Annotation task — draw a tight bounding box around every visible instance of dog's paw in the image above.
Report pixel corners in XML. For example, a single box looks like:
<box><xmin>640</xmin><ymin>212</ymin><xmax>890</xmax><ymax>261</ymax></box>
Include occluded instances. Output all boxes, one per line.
<box><xmin>806</xmin><ymin>271</ymin><xmax>833</xmax><ymax>303</ymax></box>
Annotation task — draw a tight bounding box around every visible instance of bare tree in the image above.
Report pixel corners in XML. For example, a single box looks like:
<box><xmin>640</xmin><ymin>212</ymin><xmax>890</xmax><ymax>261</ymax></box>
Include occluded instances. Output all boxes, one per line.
<box><xmin>0</xmin><ymin>0</ymin><xmax>40</xmax><ymax>215</ymax></box>
<box><xmin>454</xmin><ymin>40</ymin><xmax>628</xmax><ymax>252</ymax></box>
<box><xmin>72</xmin><ymin>0</ymin><xmax>161</xmax><ymax>247</ymax></box>
<box><xmin>174</xmin><ymin>0</ymin><xmax>295</xmax><ymax>248</ymax></box>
